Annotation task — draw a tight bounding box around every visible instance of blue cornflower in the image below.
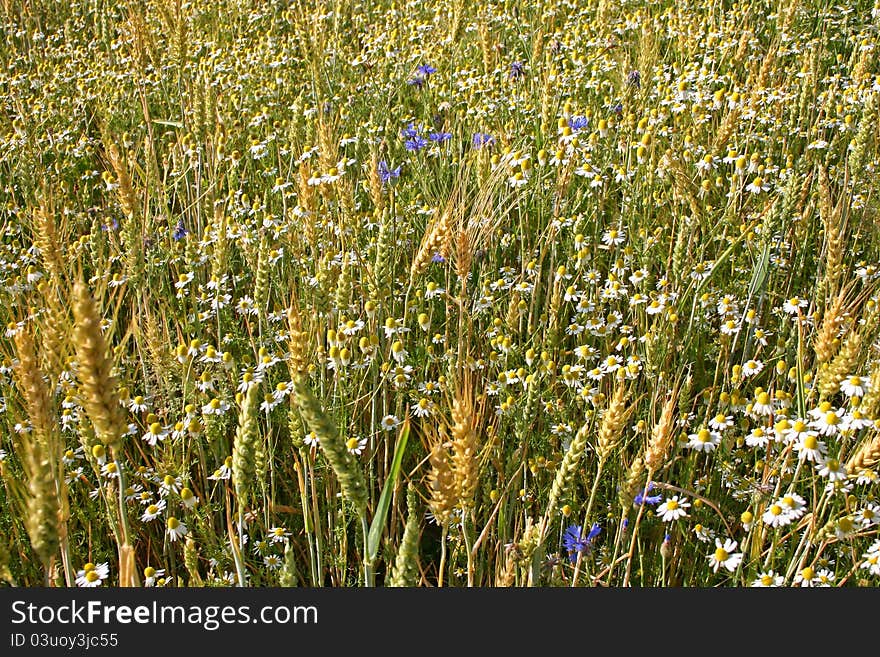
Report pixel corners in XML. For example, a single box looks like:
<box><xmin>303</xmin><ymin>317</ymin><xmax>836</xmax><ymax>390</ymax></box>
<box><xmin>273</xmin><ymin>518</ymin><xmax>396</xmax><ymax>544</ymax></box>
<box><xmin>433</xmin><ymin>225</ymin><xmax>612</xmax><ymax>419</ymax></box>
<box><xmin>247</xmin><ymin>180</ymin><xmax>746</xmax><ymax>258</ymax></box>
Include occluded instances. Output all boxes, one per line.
<box><xmin>568</xmin><ymin>115</ymin><xmax>589</xmax><ymax>131</ymax></box>
<box><xmin>633</xmin><ymin>482</ymin><xmax>662</xmax><ymax>506</ymax></box>
<box><xmin>407</xmin><ymin>76</ymin><xmax>425</xmax><ymax>88</ymax></box>
<box><xmin>101</xmin><ymin>218</ymin><xmax>119</xmax><ymax>232</ymax></box>
<box><xmin>562</xmin><ymin>523</ymin><xmax>601</xmax><ymax>563</ymax></box>
<box><xmin>172</xmin><ymin>219</ymin><xmax>188</xmax><ymax>241</ymax></box>
<box><xmin>405</xmin><ymin>134</ymin><xmax>429</xmax><ymax>152</ymax></box>
<box><xmin>378</xmin><ymin>160</ymin><xmax>401</xmax><ymax>184</ymax></box>
<box><xmin>627</xmin><ymin>70</ymin><xmax>641</xmax><ymax>88</ymax></box>
<box><xmin>429</xmin><ymin>131</ymin><xmax>452</xmax><ymax>143</ymax></box>
<box><xmin>472</xmin><ymin>132</ymin><xmax>495</xmax><ymax>149</ymax></box>
<box><xmin>400</xmin><ymin>123</ymin><xmax>420</xmax><ymax>139</ymax></box>
<box><xmin>509</xmin><ymin>61</ymin><xmax>526</xmax><ymax>79</ymax></box>
<box><xmin>416</xmin><ymin>64</ymin><xmax>437</xmax><ymax>76</ymax></box>
<box><xmin>431</xmin><ymin>253</ymin><xmax>446</xmax><ymax>263</ymax></box>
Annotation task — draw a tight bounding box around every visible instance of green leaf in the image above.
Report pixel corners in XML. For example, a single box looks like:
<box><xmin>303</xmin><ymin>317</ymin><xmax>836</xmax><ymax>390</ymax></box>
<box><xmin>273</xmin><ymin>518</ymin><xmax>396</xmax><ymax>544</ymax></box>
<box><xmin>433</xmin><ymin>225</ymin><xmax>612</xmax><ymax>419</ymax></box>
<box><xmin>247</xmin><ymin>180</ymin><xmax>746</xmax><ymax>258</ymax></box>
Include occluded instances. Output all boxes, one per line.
<box><xmin>152</xmin><ymin>119</ymin><xmax>184</xmax><ymax>128</ymax></box>
<box><xmin>367</xmin><ymin>418</ymin><xmax>410</xmax><ymax>563</ymax></box>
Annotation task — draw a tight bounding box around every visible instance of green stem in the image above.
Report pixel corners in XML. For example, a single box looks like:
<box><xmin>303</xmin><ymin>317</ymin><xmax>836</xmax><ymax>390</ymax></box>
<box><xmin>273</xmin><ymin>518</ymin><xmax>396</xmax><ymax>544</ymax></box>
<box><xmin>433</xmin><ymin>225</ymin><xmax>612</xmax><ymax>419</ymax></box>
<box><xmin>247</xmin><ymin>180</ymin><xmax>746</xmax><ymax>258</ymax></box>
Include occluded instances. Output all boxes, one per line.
<box><xmin>361</xmin><ymin>515</ymin><xmax>374</xmax><ymax>587</ymax></box>
<box><xmin>571</xmin><ymin>459</ymin><xmax>604</xmax><ymax>587</ymax></box>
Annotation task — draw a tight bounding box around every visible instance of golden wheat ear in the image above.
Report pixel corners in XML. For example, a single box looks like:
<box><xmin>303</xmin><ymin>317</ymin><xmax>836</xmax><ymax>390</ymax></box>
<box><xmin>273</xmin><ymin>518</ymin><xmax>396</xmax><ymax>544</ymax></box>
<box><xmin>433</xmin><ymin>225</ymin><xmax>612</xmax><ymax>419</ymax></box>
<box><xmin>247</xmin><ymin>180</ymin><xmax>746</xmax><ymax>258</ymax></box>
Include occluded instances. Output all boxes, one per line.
<box><xmin>71</xmin><ymin>280</ymin><xmax>127</xmax><ymax>450</ymax></box>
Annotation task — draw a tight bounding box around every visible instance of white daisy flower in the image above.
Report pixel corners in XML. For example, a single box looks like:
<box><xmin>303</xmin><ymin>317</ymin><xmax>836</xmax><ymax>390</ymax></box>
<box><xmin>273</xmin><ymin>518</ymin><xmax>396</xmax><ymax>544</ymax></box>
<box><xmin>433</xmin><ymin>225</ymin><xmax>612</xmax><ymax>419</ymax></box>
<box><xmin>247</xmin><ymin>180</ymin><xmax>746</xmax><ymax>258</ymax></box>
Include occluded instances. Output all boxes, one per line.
<box><xmin>656</xmin><ymin>496</ymin><xmax>691</xmax><ymax>522</ymax></box>
<box><xmin>708</xmin><ymin>538</ymin><xmax>742</xmax><ymax>573</ymax></box>
<box><xmin>166</xmin><ymin>517</ymin><xmax>188</xmax><ymax>542</ymax></box>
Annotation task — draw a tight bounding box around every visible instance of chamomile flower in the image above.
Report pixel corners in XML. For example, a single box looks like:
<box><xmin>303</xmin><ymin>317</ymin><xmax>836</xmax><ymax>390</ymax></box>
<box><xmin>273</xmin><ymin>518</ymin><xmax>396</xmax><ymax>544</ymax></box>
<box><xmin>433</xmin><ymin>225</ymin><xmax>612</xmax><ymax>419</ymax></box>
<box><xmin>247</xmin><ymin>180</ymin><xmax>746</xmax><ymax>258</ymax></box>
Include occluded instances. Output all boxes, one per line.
<box><xmin>744</xmin><ymin>176</ymin><xmax>769</xmax><ymax>193</ymax></box>
<box><xmin>855</xmin><ymin>503</ymin><xmax>880</xmax><ymax>527</ymax></box>
<box><xmin>601</xmin><ymin>228</ymin><xmax>626</xmax><ymax>246</ymax></box>
<box><xmin>141</xmin><ymin>499</ymin><xmax>167</xmax><ymax>522</ymax></box>
<box><xmin>839</xmin><ymin>375</ymin><xmax>869</xmax><ymax>398</ymax></box>
<box><xmin>841</xmin><ymin>409</ymin><xmax>872</xmax><ymax>432</ymax></box>
<box><xmin>263</xmin><ymin>554</ymin><xmax>283</xmax><ymax>569</ymax></box>
<box><xmin>179</xmin><ymin>487</ymin><xmax>199</xmax><ymax>510</ymax></box>
<box><xmin>411</xmin><ymin>397</ymin><xmax>433</xmax><ymax>418</ymax></box>
<box><xmin>811</xmin><ymin>409</ymin><xmax>842</xmax><ymax>436</ymax></box>
<box><xmin>745</xmin><ymin>426</ymin><xmax>770</xmax><ymax>448</ymax></box>
<box><xmin>777</xmin><ymin>494</ymin><xmax>805</xmax><ymax>522</ymax></box>
<box><xmin>794</xmin><ymin>432</ymin><xmax>826</xmax><ymax>462</ymax></box>
<box><xmin>142</xmin><ymin>422</ymin><xmax>168</xmax><ymax>447</ymax></box>
<box><xmin>76</xmin><ymin>562</ymin><xmax>109</xmax><ymax>588</ymax></box>
<box><xmin>751</xmin><ymin>570</ymin><xmax>784</xmax><ymax>587</ymax></box>
<box><xmin>158</xmin><ymin>474</ymin><xmax>183</xmax><ymax>497</ymax></box>
<box><xmin>741</xmin><ymin>359</ymin><xmax>764</xmax><ymax>378</ymax></box>
<box><xmin>751</xmin><ymin>391</ymin><xmax>774</xmax><ymax>416</ymax></box>
<box><xmin>380</xmin><ymin>414</ymin><xmax>401</xmax><ymax>431</ymax></box>
<box><xmin>143</xmin><ymin>566</ymin><xmax>165</xmax><ymax>587</ymax></box>
<box><xmin>129</xmin><ymin>395</ymin><xmax>149</xmax><ymax>413</ymax></box>
<box><xmin>814</xmin><ymin>569</ymin><xmax>835</xmax><ymax>586</ymax></box>
<box><xmin>762</xmin><ymin>502</ymin><xmax>793</xmax><ymax>528</ymax></box>
<box><xmin>656</xmin><ymin>496</ymin><xmax>691</xmax><ymax>522</ymax></box>
<box><xmin>785</xmin><ymin>418</ymin><xmax>815</xmax><ymax>445</ymax></box>
<box><xmin>686</xmin><ymin>427</ymin><xmax>722</xmax><ymax>452</ymax></box>
<box><xmin>708</xmin><ymin>413</ymin><xmax>734</xmax><ymax>431</ymax></box>
<box><xmin>816</xmin><ymin>457</ymin><xmax>847</xmax><ymax>482</ymax></box>
<box><xmin>782</xmin><ymin>296</ymin><xmax>807</xmax><ymax>315</ymax></box>
<box><xmin>707</xmin><ymin>538</ymin><xmax>742</xmax><ymax>573</ymax></box>
<box><xmin>268</xmin><ymin>526</ymin><xmax>292</xmax><ymax>544</ymax></box>
<box><xmin>272</xmin><ymin>381</ymin><xmax>293</xmax><ymax>402</ymax></box>
<box><xmin>794</xmin><ymin>566</ymin><xmax>818</xmax><ymax>587</ymax></box>
<box><xmin>861</xmin><ymin>550</ymin><xmax>880</xmax><ymax>576</ymax></box>
<box><xmin>166</xmin><ymin>517</ymin><xmax>188</xmax><ymax>542</ymax></box>
<box><xmin>346</xmin><ymin>436</ymin><xmax>367</xmax><ymax>455</ymax></box>
<box><xmin>199</xmin><ymin>396</ymin><xmax>224</xmax><ymax>416</ymax></box>
<box><xmin>209</xmin><ymin>456</ymin><xmax>233</xmax><ymax>480</ymax></box>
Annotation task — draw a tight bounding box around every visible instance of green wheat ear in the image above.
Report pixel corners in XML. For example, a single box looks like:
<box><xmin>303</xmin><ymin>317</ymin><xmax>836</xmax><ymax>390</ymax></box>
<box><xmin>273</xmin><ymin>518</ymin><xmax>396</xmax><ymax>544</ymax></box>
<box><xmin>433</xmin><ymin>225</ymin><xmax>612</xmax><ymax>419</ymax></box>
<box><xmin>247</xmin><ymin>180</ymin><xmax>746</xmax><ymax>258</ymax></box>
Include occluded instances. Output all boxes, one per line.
<box><xmin>387</xmin><ymin>486</ymin><xmax>422</xmax><ymax>587</ymax></box>
<box><xmin>292</xmin><ymin>374</ymin><xmax>368</xmax><ymax>515</ymax></box>
<box><xmin>232</xmin><ymin>381</ymin><xmax>261</xmax><ymax>504</ymax></box>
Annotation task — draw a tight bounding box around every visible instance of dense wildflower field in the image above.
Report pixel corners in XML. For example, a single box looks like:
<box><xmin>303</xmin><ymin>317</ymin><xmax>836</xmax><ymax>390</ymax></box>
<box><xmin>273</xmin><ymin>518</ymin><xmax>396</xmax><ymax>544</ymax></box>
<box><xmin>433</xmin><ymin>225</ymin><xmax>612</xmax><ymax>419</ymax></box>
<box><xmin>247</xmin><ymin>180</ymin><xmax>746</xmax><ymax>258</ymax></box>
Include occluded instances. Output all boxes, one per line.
<box><xmin>1</xmin><ymin>0</ymin><xmax>879</xmax><ymax>588</ymax></box>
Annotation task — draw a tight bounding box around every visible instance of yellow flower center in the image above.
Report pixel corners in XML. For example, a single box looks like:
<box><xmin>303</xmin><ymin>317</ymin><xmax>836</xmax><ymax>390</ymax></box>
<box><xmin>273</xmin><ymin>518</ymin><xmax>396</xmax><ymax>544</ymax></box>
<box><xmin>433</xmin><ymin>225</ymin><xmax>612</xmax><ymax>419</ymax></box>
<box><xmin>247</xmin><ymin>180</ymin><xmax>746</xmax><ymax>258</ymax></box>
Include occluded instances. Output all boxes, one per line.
<box><xmin>800</xmin><ymin>567</ymin><xmax>814</xmax><ymax>581</ymax></box>
<box><xmin>769</xmin><ymin>504</ymin><xmax>782</xmax><ymax>516</ymax></box>
<box><xmin>167</xmin><ymin>518</ymin><xmax>180</xmax><ymax>530</ymax></box>
<box><xmin>698</xmin><ymin>429</ymin><xmax>712</xmax><ymax>443</ymax></box>
<box><xmin>761</xmin><ymin>575</ymin><xmax>773</xmax><ymax>586</ymax></box>
<box><xmin>714</xmin><ymin>548</ymin><xmax>729</xmax><ymax>562</ymax></box>
<box><xmin>85</xmin><ymin>571</ymin><xmax>100</xmax><ymax>583</ymax></box>
<box><xmin>667</xmin><ymin>499</ymin><xmax>679</xmax><ymax>510</ymax></box>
